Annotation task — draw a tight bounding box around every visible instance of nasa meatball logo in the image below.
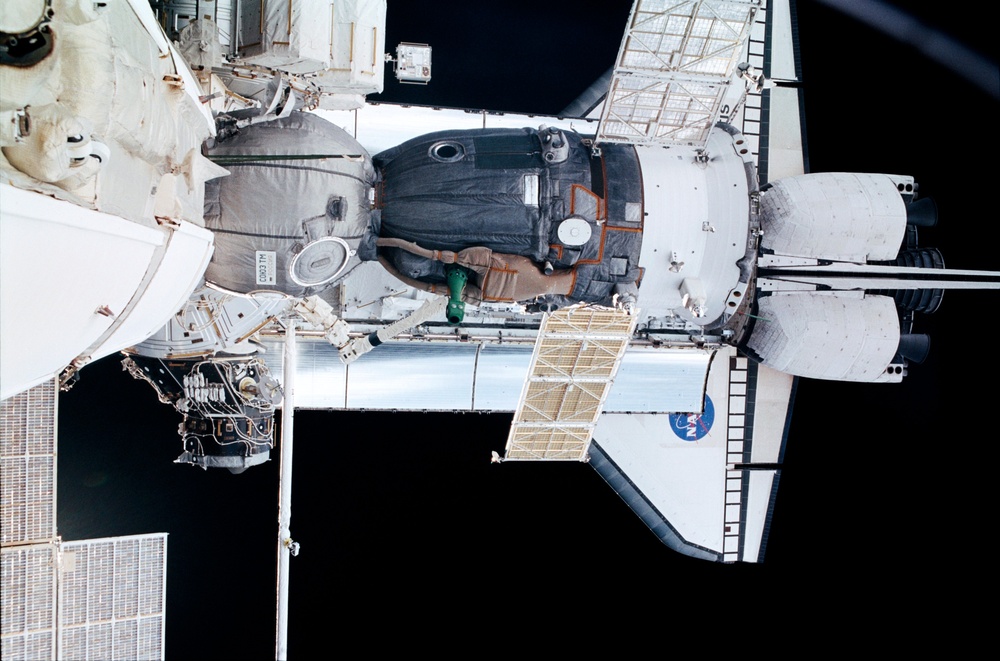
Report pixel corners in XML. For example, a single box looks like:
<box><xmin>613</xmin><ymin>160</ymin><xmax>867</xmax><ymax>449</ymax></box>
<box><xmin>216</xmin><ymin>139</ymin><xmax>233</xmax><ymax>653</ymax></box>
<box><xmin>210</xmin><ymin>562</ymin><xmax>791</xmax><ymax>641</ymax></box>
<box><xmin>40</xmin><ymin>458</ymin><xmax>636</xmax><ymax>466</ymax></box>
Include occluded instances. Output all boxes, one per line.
<box><xmin>669</xmin><ymin>396</ymin><xmax>715</xmax><ymax>441</ymax></box>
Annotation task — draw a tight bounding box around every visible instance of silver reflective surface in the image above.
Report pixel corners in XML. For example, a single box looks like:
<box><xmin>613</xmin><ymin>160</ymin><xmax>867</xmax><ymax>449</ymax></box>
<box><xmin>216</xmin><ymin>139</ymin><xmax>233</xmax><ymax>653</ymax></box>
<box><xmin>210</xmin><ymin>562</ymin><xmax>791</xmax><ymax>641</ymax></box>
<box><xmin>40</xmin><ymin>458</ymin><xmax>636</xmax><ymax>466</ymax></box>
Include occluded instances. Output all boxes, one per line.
<box><xmin>263</xmin><ymin>338</ymin><xmax>712</xmax><ymax>413</ymax></box>
<box><xmin>345</xmin><ymin>343</ymin><xmax>478</xmax><ymax>409</ymax></box>
<box><xmin>473</xmin><ymin>344</ymin><xmax>531</xmax><ymax>411</ymax></box>
<box><xmin>609</xmin><ymin>349</ymin><xmax>711</xmax><ymax>413</ymax></box>
<box><xmin>264</xmin><ymin>339</ymin><xmax>348</xmax><ymax>409</ymax></box>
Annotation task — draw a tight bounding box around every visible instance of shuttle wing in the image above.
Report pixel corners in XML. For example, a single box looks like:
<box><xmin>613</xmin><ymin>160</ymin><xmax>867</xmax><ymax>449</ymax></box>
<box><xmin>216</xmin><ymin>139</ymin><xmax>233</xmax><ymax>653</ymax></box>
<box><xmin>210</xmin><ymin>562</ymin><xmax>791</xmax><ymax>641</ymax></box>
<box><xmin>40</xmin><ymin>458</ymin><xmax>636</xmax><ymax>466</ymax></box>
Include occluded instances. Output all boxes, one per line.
<box><xmin>590</xmin><ymin>348</ymin><xmax>794</xmax><ymax>562</ymax></box>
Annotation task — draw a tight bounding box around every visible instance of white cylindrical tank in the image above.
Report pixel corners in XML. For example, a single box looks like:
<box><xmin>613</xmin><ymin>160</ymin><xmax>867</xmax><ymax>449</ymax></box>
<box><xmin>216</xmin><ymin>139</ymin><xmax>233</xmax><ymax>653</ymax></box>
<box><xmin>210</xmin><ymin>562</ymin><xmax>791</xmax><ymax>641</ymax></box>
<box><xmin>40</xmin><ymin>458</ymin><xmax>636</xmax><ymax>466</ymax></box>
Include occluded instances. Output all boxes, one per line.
<box><xmin>759</xmin><ymin>172</ymin><xmax>908</xmax><ymax>263</ymax></box>
<box><xmin>743</xmin><ymin>291</ymin><xmax>901</xmax><ymax>382</ymax></box>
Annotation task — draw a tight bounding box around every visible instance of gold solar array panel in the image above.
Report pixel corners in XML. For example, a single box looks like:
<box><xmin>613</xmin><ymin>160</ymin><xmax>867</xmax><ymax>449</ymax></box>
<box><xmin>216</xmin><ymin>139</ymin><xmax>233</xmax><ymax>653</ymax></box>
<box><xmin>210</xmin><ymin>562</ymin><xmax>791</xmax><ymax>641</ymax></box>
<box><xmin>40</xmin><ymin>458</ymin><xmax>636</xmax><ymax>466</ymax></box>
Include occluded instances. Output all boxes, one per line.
<box><xmin>503</xmin><ymin>306</ymin><xmax>637</xmax><ymax>461</ymax></box>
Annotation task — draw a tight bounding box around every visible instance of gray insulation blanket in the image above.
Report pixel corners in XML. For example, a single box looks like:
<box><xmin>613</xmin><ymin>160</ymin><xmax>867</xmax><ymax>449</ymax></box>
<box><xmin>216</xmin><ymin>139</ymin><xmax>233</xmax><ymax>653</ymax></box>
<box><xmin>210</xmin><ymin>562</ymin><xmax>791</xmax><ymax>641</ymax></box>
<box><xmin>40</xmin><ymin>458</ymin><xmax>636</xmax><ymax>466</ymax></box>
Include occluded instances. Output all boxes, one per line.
<box><xmin>203</xmin><ymin>112</ymin><xmax>375</xmax><ymax>296</ymax></box>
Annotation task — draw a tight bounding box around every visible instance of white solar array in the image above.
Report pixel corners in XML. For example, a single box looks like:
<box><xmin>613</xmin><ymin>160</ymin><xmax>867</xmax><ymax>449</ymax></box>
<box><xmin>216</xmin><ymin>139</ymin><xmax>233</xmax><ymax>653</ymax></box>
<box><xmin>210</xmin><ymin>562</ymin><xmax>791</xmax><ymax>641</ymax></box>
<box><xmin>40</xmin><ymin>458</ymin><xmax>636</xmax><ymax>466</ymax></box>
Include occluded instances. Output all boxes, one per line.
<box><xmin>1</xmin><ymin>382</ymin><xmax>167</xmax><ymax>661</ymax></box>
<box><xmin>1</xmin><ymin>381</ymin><xmax>57</xmax><ymax>547</ymax></box>
<box><xmin>2</xmin><ymin>383</ymin><xmax>58</xmax><ymax>660</ymax></box>
<box><xmin>1</xmin><ymin>545</ymin><xmax>57</xmax><ymax>660</ymax></box>
<box><xmin>59</xmin><ymin>535</ymin><xmax>167</xmax><ymax>661</ymax></box>
<box><xmin>597</xmin><ymin>0</ymin><xmax>760</xmax><ymax>147</ymax></box>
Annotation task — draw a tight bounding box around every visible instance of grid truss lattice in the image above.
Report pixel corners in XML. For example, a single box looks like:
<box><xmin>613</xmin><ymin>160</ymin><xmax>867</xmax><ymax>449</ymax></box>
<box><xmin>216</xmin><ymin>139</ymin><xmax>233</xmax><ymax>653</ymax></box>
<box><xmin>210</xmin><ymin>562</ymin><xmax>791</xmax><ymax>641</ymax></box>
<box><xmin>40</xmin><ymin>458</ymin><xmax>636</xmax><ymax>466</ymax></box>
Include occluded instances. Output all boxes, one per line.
<box><xmin>504</xmin><ymin>306</ymin><xmax>637</xmax><ymax>461</ymax></box>
<box><xmin>598</xmin><ymin>0</ymin><xmax>759</xmax><ymax>147</ymax></box>
<box><xmin>58</xmin><ymin>535</ymin><xmax>167</xmax><ymax>661</ymax></box>
<box><xmin>1</xmin><ymin>381</ymin><xmax>57</xmax><ymax>547</ymax></box>
<box><xmin>1</xmin><ymin>544</ymin><xmax>57</xmax><ymax>660</ymax></box>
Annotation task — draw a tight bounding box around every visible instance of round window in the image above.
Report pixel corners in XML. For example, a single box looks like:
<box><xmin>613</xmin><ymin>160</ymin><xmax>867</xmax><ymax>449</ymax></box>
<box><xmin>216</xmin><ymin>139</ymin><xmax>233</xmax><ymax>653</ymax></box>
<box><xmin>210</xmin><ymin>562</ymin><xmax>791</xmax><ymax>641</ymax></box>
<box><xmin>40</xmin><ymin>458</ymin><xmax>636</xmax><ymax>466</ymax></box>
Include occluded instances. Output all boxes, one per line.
<box><xmin>429</xmin><ymin>141</ymin><xmax>465</xmax><ymax>163</ymax></box>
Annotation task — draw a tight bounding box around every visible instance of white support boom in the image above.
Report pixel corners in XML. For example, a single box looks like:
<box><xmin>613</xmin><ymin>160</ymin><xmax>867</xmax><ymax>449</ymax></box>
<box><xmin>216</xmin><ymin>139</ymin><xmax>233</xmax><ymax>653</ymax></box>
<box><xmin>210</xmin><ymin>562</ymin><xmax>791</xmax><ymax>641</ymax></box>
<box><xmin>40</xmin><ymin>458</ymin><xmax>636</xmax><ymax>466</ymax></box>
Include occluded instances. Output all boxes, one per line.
<box><xmin>276</xmin><ymin>320</ymin><xmax>296</xmax><ymax>661</ymax></box>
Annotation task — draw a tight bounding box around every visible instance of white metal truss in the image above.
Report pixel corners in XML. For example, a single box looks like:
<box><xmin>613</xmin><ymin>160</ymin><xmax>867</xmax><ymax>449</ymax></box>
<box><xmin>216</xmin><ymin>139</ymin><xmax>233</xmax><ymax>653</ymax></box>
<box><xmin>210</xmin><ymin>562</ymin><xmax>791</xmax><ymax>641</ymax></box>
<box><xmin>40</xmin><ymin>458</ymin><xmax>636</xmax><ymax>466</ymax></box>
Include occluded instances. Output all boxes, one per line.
<box><xmin>597</xmin><ymin>0</ymin><xmax>760</xmax><ymax>147</ymax></box>
<box><xmin>503</xmin><ymin>306</ymin><xmax>638</xmax><ymax>461</ymax></box>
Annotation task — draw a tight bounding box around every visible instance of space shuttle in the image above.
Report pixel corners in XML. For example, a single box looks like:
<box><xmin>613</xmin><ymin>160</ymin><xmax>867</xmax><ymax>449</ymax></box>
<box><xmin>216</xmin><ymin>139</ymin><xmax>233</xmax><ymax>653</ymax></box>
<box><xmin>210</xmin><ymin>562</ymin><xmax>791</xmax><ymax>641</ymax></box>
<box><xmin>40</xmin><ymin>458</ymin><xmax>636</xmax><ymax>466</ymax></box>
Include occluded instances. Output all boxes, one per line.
<box><xmin>2</xmin><ymin>0</ymin><xmax>996</xmax><ymax>568</ymax></box>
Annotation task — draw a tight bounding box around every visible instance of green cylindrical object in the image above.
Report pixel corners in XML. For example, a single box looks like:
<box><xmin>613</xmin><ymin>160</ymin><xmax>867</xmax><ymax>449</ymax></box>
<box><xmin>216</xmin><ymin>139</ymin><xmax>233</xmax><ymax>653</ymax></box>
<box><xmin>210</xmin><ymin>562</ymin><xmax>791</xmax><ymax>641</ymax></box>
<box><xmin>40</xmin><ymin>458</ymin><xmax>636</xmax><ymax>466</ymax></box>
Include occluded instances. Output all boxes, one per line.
<box><xmin>445</xmin><ymin>266</ymin><xmax>468</xmax><ymax>325</ymax></box>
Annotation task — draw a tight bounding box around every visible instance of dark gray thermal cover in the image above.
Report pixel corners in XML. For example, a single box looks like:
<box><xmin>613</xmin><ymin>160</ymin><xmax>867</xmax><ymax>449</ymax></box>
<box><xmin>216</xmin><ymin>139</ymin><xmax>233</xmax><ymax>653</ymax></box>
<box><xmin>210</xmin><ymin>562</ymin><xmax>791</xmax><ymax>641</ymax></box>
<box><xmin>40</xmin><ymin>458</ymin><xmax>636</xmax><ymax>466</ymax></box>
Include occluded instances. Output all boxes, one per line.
<box><xmin>374</xmin><ymin>127</ymin><xmax>588</xmax><ymax>260</ymax></box>
<box><xmin>373</xmin><ymin>127</ymin><xmax>644</xmax><ymax>306</ymax></box>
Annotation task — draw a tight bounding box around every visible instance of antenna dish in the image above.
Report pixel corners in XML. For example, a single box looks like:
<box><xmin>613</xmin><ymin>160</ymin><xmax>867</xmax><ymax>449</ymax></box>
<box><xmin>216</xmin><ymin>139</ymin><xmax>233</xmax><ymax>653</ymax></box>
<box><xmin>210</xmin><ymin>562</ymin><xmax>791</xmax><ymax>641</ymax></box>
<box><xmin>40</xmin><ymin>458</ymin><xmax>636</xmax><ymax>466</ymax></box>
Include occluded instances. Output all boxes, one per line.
<box><xmin>557</xmin><ymin>217</ymin><xmax>592</xmax><ymax>246</ymax></box>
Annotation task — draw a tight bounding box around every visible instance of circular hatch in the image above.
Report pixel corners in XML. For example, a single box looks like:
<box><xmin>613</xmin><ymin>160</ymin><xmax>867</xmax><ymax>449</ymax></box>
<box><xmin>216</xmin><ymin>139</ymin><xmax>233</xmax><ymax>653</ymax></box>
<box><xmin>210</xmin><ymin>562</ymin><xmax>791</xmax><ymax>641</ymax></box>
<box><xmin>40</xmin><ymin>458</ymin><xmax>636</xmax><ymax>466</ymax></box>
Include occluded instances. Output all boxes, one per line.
<box><xmin>288</xmin><ymin>237</ymin><xmax>353</xmax><ymax>287</ymax></box>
